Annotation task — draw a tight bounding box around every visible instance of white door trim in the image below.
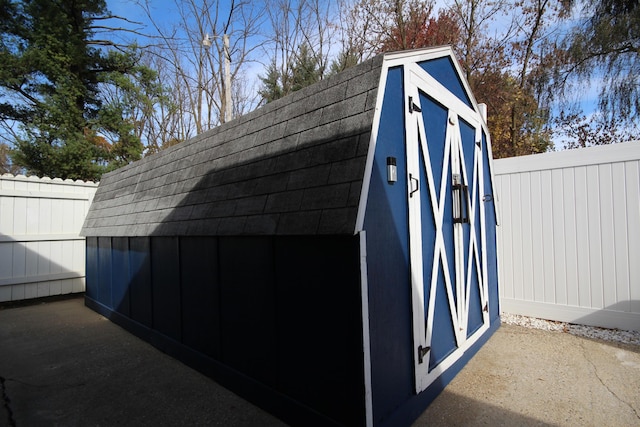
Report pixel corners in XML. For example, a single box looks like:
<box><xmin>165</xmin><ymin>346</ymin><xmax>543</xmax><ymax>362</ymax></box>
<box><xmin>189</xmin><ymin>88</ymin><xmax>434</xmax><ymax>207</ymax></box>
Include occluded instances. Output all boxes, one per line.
<box><xmin>405</xmin><ymin>63</ymin><xmax>491</xmax><ymax>393</ymax></box>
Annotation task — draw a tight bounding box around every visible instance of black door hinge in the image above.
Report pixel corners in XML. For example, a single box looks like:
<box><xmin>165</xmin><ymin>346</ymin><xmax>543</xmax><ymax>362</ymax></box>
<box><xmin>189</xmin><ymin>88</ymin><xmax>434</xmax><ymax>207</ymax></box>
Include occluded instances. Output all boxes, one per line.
<box><xmin>409</xmin><ymin>96</ymin><xmax>422</xmax><ymax>114</ymax></box>
<box><xmin>418</xmin><ymin>345</ymin><xmax>430</xmax><ymax>364</ymax></box>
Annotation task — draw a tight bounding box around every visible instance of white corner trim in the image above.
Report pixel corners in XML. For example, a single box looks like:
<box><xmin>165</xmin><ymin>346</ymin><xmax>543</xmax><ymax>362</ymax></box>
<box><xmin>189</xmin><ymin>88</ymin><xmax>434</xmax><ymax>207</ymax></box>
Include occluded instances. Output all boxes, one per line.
<box><xmin>358</xmin><ymin>231</ymin><xmax>373</xmax><ymax>427</ymax></box>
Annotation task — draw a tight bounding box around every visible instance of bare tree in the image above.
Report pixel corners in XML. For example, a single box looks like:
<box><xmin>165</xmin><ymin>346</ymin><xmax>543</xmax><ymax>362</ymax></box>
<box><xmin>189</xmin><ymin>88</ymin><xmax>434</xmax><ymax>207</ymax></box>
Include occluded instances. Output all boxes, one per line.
<box><xmin>137</xmin><ymin>0</ymin><xmax>265</xmax><ymax>139</ymax></box>
<box><xmin>448</xmin><ymin>0</ymin><xmax>513</xmax><ymax>80</ymax></box>
<box><xmin>259</xmin><ymin>0</ymin><xmax>337</xmax><ymax>99</ymax></box>
<box><xmin>336</xmin><ymin>0</ymin><xmax>437</xmax><ymax>59</ymax></box>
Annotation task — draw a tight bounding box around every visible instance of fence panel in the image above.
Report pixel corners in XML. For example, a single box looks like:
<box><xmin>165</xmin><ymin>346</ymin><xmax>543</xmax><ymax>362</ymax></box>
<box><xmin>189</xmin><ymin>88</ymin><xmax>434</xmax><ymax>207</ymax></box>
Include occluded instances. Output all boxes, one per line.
<box><xmin>0</xmin><ymin>174</ymin><xmax>98</xmax><ymax>302</ymax></box>
<box><xmin>494</xmin><ymin>142</ymin><xmax>640</xmax><ymax>331</ymax></box>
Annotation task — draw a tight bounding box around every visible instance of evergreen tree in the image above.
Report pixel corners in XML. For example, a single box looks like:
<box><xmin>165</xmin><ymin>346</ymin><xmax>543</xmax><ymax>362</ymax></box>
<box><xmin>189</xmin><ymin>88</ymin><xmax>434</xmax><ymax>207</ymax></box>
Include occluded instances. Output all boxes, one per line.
<box><xmin>258</xmin><ymin>61</ymin><xmax>285</xmax><ymax>104</ymax></box>
<box><xmin>290</xmin><ymin>43</ymin><xmax>322</xmax><ymax>92</ymax></box>
<box><xmin>258</xmin><ymin>43</ymin><xmax>322</xmax><ymax>104</ymax></box>
<box><xmin>328</xmin><ymin>49</ymin><xmax>360</xmax><ymax>76</ymax></box>
<box><xmin>0</xmin><ymin>0</ymin><xmax>157</xmax><ymax>180</ymax></box>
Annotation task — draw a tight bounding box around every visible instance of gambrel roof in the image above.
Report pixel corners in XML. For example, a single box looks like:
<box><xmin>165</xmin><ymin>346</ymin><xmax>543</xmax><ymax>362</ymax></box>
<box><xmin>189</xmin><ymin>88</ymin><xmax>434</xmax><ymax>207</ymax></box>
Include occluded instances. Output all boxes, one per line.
<box><xmin>82</xmin><ymin>54</ymin><xmax>384</xmax><ymax>237</ymax></box>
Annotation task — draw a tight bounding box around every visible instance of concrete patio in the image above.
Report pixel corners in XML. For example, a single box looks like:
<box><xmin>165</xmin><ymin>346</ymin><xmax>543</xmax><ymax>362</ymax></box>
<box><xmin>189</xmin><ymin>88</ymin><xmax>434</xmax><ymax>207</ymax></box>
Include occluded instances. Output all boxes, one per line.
<box><xmin>1</xmin><ymin>295</ymin><xmax>638</xmax><ymax>426</ymax></box>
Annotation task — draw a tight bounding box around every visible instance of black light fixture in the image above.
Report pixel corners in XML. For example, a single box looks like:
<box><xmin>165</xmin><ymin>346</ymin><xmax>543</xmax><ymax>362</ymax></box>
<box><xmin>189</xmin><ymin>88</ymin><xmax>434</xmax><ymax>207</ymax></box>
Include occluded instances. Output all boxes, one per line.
<box><xmin>387</xmin><ymin>156</ymin><xmax>397</xmax><ymax>184</ymax></box>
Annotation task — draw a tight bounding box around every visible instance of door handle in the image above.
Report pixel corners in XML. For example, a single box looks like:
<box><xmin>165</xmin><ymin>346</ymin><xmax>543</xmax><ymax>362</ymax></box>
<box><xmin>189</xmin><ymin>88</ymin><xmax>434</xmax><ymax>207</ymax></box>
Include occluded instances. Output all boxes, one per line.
<box><xmin>453</xmin><ymin>175</ymin><xmax>469</xmax><ymax>223</ymax></box>
<box><xmin>409</xmin><ymin>174</ymin><xmax>419</xmax><ymax>198</ymax></box>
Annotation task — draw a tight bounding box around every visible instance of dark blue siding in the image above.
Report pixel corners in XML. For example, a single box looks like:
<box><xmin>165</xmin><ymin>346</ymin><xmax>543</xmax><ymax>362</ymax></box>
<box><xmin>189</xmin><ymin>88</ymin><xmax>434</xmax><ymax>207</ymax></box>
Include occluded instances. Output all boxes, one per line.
<box><xmin>218</xmin><ymin>237</ymin><xmax>278</xmax><ymax>387</ymax></box>
<box><xmin>151</xmin><ymin>237</ymin><xmax>181</xmax><ymax>341</ymax></box>
<box><xmin>85</xmin><ymin>237</ymin><xmax>98</xmax><ymax>301</ymax></box>
<box><xmin>112</xmin><ymin>237</ymin><xmax>130</xmax><ymax>317</ymax></box>
<box><xmin>363</xmin><ymin>66</ymin><xmax>416</xmax><ymax>422</ymax></box>
<box><xmin>129</xmin><ymin>237</ymin><xmax>152</xmax><ymax>327</ymax></box>
<box><xmin>97</xmin><ymin>237</ymin><xmax>112</xmax><ymax>308</ymax></box>
<box><xmin>418</xmin><ymin>57</ymin><xmax>473</xmax><ymax>108</ymax></box>
<box><xmin>420</xmin><ymin>92</ymin><xmax>448</xmax><ymax>201</ymax></box>
<box><xmin>275</xmin><ymin>237</ymin><xmax>364</xmax><ymax>427</ymax></box>
<box><xmin>85</xmin><ymin>234</ymin><xmax>365</xmax><ymax>427</ymax></box>
<box><xmin>179</xmin><ymin>237</ymin><xmax>221</xmax><ymax>358</ymax></box>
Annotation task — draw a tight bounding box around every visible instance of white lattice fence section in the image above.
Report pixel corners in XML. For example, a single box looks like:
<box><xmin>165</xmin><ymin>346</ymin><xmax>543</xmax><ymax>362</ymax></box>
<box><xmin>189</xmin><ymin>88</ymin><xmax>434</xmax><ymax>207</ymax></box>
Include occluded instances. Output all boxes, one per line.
<box><xmin>494</xmin><ymin>142</ymin><xmax>640</xmax><ymax>332</ymax></box>
<box><xmin>0</xmin><ymin>174</ymin><xmax>98</xmax><ymax>302</ymax></box>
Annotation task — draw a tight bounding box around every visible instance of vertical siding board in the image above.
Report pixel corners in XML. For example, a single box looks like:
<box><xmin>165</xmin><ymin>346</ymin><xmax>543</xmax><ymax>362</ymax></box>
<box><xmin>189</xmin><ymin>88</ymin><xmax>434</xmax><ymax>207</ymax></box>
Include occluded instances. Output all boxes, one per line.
<box><xmin>73</xmin><ymin>199</ymin><xmax>85</xmax><ymax>231</ymax></box>
<box><xmin>530</xmin><ymin>171</ymin><xmax>545</xmax><ymax>302</ymax></box>
<box><xmin>129</xmin><ymin>237</ymin><xmax>153</xmax><ymax>327</ymax></box>
<box><xmin>37</xmin><ymin>241</ymin><xmax>51</xmax><ymax>276</ymax></box>
<box><xmin>49</xmin><ymin>241</ymin><xmax>62</xmax><ymax>274</ymax></box>
<box><xmin>574</xmin><ymin>166</ymin><xmax>591</xmax><ymax>307</ymax></box>
<box><xmin>26</xmin><ymin>198</ymin><xmax>39</xmax><ymax>234</ymax></box>
<box><xmin>0</xmin><ymin>242</ymin><xmax>14</xmax><ymax>278</ymax></box>
<box><xmin>61</xmin><ymin>278</ymin><xmax>73</xmax><ymax>294</ymax></box>
<box><xmin>612</xmin><ymin>163</ymin><xmax>631</xmax><ymax>311</ymax></box>
<box><xmin>511</xmin><ymin>174</ymin><xmax>524</xmax><ymax>300</ymax></box>
<box><xmin>497</xmin><ymin>176</ymin><xmax>513</xmax><ymax>300</ymax></box>
<box><xmin>40</xmin><ymin>198</ymin><xmax>52</xmax><ymax>234</ymax></box>
<box><xmin>51</xmin><ymin>199</ymin><xmax>64</xmax><ymax>234</ymax></box>
<box><xmin>626</xmin><ymin>161</ymin><xmax>640</xmax><ymax>313</ymax></box>
<box><xmin>551</xmin><ymin>169</ymin><xmax>566</xmax><ymax>304</ymax></box>
<box><xmin>0</xmin><ymin>285</ymin><xmax>10</xmax><ymax>303</ymax></box>
<box><xmin>13</xmin><ymin>198</ymin><xmax>26</xmax><ymax>235</ymax></box>
<box><xmin>506</xmin><ymin>175</ymin><xmax>516</xmax><ymax>300</ymax></box>
<box><xmin>97</xmin><ymin>237</ymin><xmax>113</xmax><ymax>308</ymax></box>
<box><xmin>11</xmin><ymin>243</ymin><xmax>24</xmax><ymax>279</ymax></box>
<box><xmin>60</xmin><ymin>240</ymin><xmax>73</xmax><ymax>272</ymax></box>
<box><xmin>274</xmin><ymin>236</ymin><xmax>364</xmax><ymax>426</ymax></box>
<box><xmin>598</xmin><ymin>163</ymin><xmax>617</xmax><ymax>308</ymax></box>
<box><xmin>218</xmin><ymin>236</ymin><xmax>277</xmax><ymax>386</ymax></box>
<box><xmin>563</xmin><ymin>168</ymin><xmax>579</xmax><ymax>306</ymax></box>
<box><xmin>24</xmin><ymin>241</ymin><xmax>38</xmax><ymax>278</ymax></box>
<box><xmin>540</xmin><ymin>169</ymin><xmax>555</xmax><ymax>304</ymax></box>
<box><xmin>0</xmin><ymin>197</ymin><xmax>14</xmax><ymax>234</ymax></box>
<box><xmin>586</xmin><ymin>165</ymin><xmax>604</xmax><ymax>309</ymax></box>
<box><xmin>151</xmin><ymin>236</ymin><xmax>182</xmax><ymax>341</ymax></box>
<box><xmin>180</xmin><ymin>236</ymin><xmax>221</xmax><ymax>359</ymax></box>
<box><xmin>520</xmin><ymin>172</ymin><xmax>534</xmax><ymax>301</ymax></box>
<box><xmin>112</xmin><ymin>237</ymin><xmax>131</xmax><ymax>316</ymax></box>
<box><xmin>11</xmin><ymin>285</ymin><xmax>25</xmax><ymax>301</ymax></box>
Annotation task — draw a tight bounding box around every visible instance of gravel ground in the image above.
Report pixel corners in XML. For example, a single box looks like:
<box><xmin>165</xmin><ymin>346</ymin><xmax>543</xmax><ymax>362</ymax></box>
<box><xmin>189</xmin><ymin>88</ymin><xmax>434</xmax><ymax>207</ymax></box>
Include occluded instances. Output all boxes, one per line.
<box><xmin>500</xmin><ymin>312</ymin><xmax>640</xmax><ymax>346</ymax></box>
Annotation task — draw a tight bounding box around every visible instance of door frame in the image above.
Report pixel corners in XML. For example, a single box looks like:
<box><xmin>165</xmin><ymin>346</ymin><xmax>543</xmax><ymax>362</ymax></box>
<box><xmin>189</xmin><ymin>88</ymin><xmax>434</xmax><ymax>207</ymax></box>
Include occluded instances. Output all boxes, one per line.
<box><xmin>404</xmin><ymin>63</ymin><xmax>491</xmax><ymax>393</ymax></box>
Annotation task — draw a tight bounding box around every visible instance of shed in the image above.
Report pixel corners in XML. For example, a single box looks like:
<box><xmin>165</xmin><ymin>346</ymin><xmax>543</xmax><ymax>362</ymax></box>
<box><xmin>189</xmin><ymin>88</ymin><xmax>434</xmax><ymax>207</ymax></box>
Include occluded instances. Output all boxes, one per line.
<box><xmin>82</xmin><ymin>46</ymin><xmax>500</xmax><ymax>427</ymax></box>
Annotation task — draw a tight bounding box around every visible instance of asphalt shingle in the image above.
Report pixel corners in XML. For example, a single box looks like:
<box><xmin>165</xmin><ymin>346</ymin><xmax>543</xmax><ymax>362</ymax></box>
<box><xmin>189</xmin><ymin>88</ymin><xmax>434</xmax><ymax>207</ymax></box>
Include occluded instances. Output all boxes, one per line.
<box><xmin>82</xmin><ymin>54</ymin><xmax>383</xmax><ymax>237</ymax></box>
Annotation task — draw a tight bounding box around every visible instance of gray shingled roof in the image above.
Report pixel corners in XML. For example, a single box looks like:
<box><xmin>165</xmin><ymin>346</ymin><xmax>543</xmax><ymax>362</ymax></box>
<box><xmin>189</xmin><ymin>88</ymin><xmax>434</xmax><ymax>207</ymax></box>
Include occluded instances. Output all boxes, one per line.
<box><xmin>81</xmin><ymin>54</ymin><xmax>384</xmax><ymax>237</ymax></box>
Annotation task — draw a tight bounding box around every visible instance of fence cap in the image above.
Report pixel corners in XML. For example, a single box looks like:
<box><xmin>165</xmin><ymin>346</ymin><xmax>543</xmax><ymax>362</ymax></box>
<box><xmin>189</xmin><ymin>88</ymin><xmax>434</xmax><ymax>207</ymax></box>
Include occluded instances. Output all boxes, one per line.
<box><xmin>0</xmin><ymin>173</ymin><xmax>98</xmax><ymax>186</ymax></box>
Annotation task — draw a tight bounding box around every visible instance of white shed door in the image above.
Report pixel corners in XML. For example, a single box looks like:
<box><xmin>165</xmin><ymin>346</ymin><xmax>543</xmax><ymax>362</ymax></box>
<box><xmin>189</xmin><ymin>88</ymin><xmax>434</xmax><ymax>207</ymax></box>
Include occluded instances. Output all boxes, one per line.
<box><xmin>404</xmin><ymin>63</ymin><xmax>491</xmax><ymax>393</ymax></box>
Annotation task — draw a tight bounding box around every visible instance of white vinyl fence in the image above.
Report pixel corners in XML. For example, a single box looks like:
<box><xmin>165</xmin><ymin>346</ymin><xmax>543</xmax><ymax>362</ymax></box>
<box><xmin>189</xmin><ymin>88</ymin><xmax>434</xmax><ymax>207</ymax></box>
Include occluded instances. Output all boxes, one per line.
<box><xmin>494</xmin><ymin>142</ymin><xmax>640</xmax><ymax>332</ymax></box>
<box><xmin>0</xmin><ymin>174</ymin><xmax>98</xmax><ymax>302</ymax></box>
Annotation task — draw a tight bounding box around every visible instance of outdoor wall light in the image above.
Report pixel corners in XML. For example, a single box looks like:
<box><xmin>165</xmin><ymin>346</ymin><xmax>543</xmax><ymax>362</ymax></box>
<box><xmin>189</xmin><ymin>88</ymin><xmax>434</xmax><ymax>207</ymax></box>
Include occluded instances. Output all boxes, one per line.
<box><xmin>387</xmin><ymin>156</ymin><xmax>397</xmax><ymax>184</ymax></box>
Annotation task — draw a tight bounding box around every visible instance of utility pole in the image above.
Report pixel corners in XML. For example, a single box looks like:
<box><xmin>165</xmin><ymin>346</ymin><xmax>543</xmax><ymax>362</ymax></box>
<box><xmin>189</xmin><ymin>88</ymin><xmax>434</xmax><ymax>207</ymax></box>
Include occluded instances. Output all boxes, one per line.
<box><xmin>222</xmin><ymin>34</ymin><xmax>232</xmax><ymax>123</ymax></box>
<box><xmin>202</xmin><ymin>33</ymin><xmax>232</xmax><ymax>124</ymax></box>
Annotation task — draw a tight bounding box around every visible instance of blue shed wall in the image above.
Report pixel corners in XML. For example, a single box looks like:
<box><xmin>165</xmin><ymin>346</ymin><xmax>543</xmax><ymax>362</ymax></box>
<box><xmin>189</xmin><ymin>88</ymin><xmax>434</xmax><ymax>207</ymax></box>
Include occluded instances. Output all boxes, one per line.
<box><xmin>85</xmin><ymin>235</ymin><xmax>366</xmax><ymax>427</ymax></box>
<box><xmin>363</xmin><ymin>63</ymin><xmax>501</xmax><ymax>426</ymax></box>
<box><xmin>362</xmin><ymin>66</ymin><xmax>416</xmax><ymax>422</ymax></box>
